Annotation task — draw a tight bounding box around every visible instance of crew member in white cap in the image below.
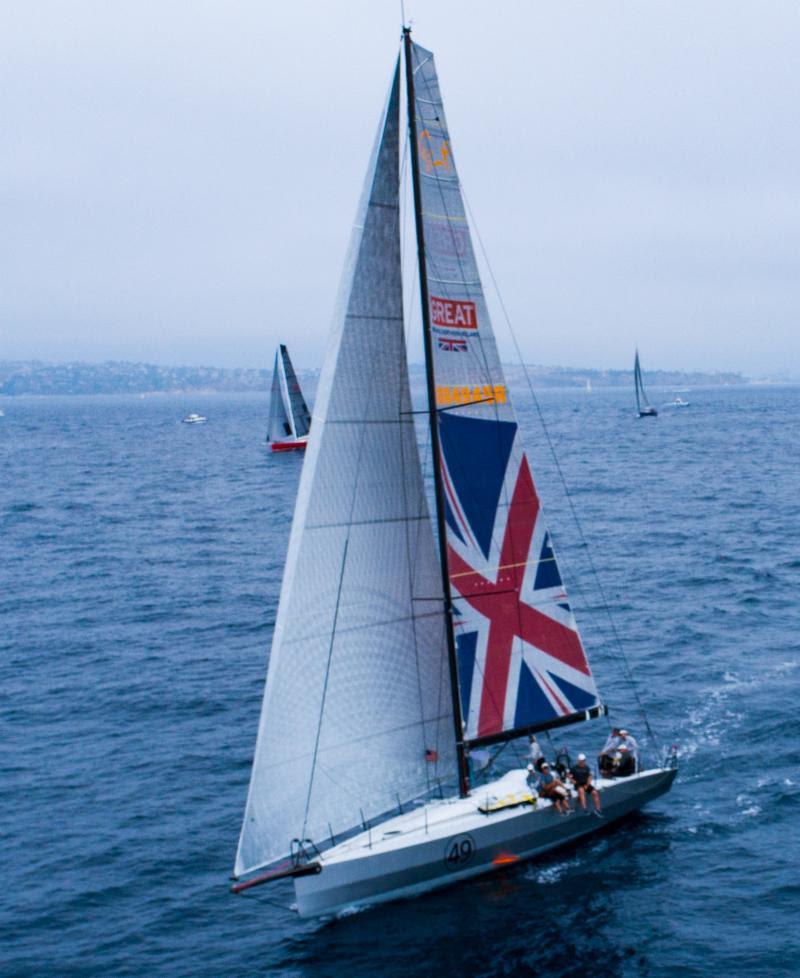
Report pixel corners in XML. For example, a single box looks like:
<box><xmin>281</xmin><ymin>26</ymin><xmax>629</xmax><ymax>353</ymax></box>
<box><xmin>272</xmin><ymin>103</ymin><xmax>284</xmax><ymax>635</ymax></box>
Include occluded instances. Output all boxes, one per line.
<box><xmin>568</xmin><ymin>753</ymin><xmax>602</xmax><ymax>815</ymax></box>
<box><xmin>617</xmin><ymin>729</ymin><xmax>640</xmax><ymax>769</ymax></box>
<box><xmin>615</xmin><ymin>744</ymin><xmax>636</xmax><ymax>777</ymax></box>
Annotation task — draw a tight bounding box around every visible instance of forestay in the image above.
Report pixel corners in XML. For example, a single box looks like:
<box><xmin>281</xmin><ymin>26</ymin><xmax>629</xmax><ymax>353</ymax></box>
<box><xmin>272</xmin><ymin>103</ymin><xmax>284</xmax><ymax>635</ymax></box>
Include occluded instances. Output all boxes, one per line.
<box><xmin>408</xmin><ymin>42</ymin><xmax>602</xmax><ymax>745</ymax></box>
<box><xmin>235</xmin><ymin>64</ymin><xmax>454</xmax><ymax>877</ymax></box>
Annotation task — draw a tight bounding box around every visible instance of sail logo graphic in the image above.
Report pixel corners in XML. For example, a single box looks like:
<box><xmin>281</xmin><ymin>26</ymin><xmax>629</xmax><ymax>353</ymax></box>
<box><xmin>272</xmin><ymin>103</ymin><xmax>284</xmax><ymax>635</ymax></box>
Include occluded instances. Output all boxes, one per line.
<box><xmin>419</xmin><ymin>129</ymin><xmax>451</xmax><ymax>173</ymax></box>
<box><xmin>430</xmin><ymin>296</ymin><xmax>477</xmax><ymax>331</ymax></box>
<box><xmin>438</xmin><ymin>337</ymin><xmax>468</xmax><ymax>352</ymax></box>
<box><xmin>436</xmin><ymin>385</ymin><xmax>506</xmax><ymax>407</ymax></box>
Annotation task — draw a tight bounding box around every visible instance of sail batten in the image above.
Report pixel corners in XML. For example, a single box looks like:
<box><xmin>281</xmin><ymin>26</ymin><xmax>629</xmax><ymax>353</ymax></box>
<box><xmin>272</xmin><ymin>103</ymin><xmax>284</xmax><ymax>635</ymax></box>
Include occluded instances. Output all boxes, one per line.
<box><xmin>235</xmin><ymin>62</ymin><xmax>454</xmax><ymax>878</ymax></box>
<box><xmin>408</xmin><ymin>41</ymin><xmax>603</xmax><ymax>745</ymax></box>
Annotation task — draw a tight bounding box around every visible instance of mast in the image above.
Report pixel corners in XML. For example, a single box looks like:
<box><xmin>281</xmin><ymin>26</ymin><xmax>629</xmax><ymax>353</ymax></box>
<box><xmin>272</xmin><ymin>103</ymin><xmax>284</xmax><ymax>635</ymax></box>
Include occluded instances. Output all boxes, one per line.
<box><xmin>403</xmin><ymin>27</ymin><xmax>470</xmax><ymax>798</ymax></box>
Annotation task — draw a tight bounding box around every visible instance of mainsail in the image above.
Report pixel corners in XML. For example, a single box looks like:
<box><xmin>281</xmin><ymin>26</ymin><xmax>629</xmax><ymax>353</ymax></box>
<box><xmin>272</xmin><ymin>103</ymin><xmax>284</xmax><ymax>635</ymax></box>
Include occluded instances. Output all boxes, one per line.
<box><xmin>267</xmin><ymin>344</ymin><xmax>311</xmax><ymax>442</ymax></box>
<box><xmin>408</xmin><ymin>42</ymin><xmax>603</xmax><ymax>746</ymax></box>
<box><xmin>236</xmin><ymin>64</ymin><xmax>454</xmax><ymax>877</ymax></box>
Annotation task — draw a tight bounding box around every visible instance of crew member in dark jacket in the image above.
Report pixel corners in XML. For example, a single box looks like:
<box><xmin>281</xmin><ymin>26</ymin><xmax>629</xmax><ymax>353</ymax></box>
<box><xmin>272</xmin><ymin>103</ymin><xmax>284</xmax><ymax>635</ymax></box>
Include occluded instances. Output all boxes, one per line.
<box><xmin>568</xmin><ymin>753</ymin><xmax>602</xmax><ymax>816</ymax></box>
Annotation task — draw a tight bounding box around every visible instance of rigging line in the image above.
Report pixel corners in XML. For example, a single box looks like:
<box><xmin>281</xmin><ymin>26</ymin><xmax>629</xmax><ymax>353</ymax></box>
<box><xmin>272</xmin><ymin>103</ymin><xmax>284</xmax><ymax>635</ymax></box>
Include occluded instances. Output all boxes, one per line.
<box><xmin>258</xmin><ymin>708</ymin><xmax>458</xmax><ymax>775</ymax></box>
<box><xmin>412</xmin><ymin>56</ymin><xmax>617</xmax><ymax>751</ymax></box>
<box><xmin>402</xmin><ymin>115</ymin><xmax>449</xmax><ymax>770</ymax></box>
<box><xmin>445</xmin><ymin>180</ymin><xmax>607</xmax><ymax>646</ymax></box>
<box><xmin>459</xmin><ymin>186</ymin><xmax>659</xmax><ymax>749</ymax></box>
<box><xmin>411</xmin><ymin>59</ymin><xmax>561</xmax><ymax>751</ymax></box>
<box><xmin>302</xmin><ymin>94</ymin><xmax>406</xmax><ymax>837</ymax></box>
<box><xmin>396</xmin><ymin>154</ymin><xmax>437</xmax><ymax>799</ymax></box>
<box><xmin>301</xmin><ymin>537</ymin><xmax>349</xmax><ymax>841</ymax></box>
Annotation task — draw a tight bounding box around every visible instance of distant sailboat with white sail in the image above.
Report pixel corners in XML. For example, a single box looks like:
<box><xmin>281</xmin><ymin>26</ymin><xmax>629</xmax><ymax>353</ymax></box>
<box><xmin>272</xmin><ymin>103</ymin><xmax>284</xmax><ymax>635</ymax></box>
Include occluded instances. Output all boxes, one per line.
<box><xmin>267</xmin><ymin>344</ymin><xmax>311</xmax><ymax>452</ymax></box>
<box><xmin>634</xmin><ymin>350</ymin><xmax>658</xmax><ymax>417</ymax></box>
<box><xmin>233</xmin><ymin>30</ymin><xmax>676</xmax><ymax>917</ymax></box>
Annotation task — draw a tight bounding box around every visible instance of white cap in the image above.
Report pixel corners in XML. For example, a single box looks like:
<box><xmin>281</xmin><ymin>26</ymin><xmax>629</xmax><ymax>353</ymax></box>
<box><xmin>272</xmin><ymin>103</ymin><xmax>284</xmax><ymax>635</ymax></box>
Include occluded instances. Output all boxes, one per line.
<box><xmin>620</xmin><ymin>729</ymin><xmax>629</xmax><ymax>736</ymax></box>
<box><xmin>577</xmin><ymin>753</ymin><xmax>586</xmax><ymax>761</ymax></box>
<box><xmin>526</xmin><ymin>763</ymin><xmax>534</xmax><ymax>771</ymax></box>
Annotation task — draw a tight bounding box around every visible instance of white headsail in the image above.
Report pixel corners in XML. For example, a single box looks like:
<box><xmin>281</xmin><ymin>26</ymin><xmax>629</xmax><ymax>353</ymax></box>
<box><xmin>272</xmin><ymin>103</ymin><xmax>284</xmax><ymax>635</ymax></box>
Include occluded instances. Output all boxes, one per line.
<box><xmin>235</xmin><ymin>64</ymin><xmax>454</xmax><ymax>877</ymax></box>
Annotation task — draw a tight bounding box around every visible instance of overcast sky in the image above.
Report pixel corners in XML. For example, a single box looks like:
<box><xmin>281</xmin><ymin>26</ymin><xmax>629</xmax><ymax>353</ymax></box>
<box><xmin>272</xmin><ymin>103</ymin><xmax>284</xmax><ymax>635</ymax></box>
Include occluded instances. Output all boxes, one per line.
<box><xmin>2</xmin><ymin>1</ymin><xmax>799</xmax><ymax>375</ymax></box>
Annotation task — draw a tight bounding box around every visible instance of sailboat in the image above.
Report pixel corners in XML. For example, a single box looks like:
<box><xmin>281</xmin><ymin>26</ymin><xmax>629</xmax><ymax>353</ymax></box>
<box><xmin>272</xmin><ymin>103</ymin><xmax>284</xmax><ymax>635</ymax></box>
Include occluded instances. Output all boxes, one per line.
<box><xmin>267</xmin><ymin>344</ymin><xmax>312</xmax><ymax>451</ymax></box>
<box><xmin>233</xmin><ymin>30</ymin><xmax>676</xmax><ymax>917</ymax></box>
<box><xmin>634</xmin><ymin>350</ymin><xmax>658</xmax><ymax>417</ymax></box>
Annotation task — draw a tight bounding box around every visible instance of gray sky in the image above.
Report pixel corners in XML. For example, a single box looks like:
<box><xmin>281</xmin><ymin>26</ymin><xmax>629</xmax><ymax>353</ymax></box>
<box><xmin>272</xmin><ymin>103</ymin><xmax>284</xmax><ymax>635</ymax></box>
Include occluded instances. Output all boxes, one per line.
<box><xmin>2</xmin><ymin>1</ymin><xmax>799</xmax><ymax>375</ymax></box>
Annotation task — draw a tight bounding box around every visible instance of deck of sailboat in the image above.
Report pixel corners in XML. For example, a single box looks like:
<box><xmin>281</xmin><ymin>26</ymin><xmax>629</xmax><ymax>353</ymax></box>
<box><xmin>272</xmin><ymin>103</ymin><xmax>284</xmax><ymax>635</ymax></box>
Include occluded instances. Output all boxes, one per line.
<box><xmin>293</xmin><ymin>765</ymin><xmax>676</xmax><ymax>916</ymax></box>
<box><xmin>317</xmin><ymin>766</ymin><xmax>674</xmax><ymax>866</ymax></box>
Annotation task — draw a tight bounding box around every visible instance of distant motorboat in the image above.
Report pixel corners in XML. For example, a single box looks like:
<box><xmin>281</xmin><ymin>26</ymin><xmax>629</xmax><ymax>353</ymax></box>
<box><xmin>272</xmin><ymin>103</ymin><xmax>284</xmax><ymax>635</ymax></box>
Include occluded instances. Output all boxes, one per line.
<box><xmin>672</xmin><ymin>397</ymin><xmax>690</xmax><ymax>407</ymax></box>
<box><xmin>267</xmin><ymin>344</ymin><xmax>311</xmax><ymax>452</ymax></box>
<box><xmin>634</xmin><ymin>350</ymin><xmax>658</xmax><ymax>417</ymax></box>
<box><xmin>182</xmin><ymin>413</ymin><xmax>207</xmax><ymax>424</ymax></box>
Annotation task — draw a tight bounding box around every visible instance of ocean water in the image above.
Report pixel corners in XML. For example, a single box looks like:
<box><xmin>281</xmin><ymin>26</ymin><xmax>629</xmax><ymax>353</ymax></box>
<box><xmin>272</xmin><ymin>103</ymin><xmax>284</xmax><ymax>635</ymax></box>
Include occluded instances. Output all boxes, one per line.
<box><xmin>2</xmin><ymin>385</ymin><xmax>799</xmax><ymax>978</ymax></box>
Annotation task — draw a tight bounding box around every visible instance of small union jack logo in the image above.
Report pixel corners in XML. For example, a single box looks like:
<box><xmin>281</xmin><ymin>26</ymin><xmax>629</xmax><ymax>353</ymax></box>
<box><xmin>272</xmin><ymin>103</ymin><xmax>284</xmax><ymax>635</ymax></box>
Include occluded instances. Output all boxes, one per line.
<box><xmin>438</xmin><ymin>336</ymin><xmax>468</xmax><ymax>352</ymax></box>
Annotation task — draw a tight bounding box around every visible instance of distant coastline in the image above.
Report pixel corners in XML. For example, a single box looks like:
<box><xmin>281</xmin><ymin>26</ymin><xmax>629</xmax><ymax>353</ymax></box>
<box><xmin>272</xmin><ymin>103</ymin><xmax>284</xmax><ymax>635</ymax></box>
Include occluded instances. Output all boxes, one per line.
<box><xmin>0</xmin><ymin>359</ymin><xmax>774</xmax><ymax>397</ymax></box>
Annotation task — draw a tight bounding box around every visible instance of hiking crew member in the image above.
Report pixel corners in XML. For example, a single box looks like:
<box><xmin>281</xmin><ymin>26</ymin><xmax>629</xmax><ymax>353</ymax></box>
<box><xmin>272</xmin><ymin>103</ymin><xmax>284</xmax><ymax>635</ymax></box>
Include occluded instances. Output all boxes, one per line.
<box><xmin>615</xmin><ymin>744</ymin><xmax>636</xmax><ymax>777</ymax></box>
<box><xmin>617</xmin><ymin>729</ymin><xmax>639</xmax><ymax>769</ymax></box>
<box><xmin>569</xmin><ymin>753</ymin><xmax>603</xmax><ymax>817</ymax></box>
<box><xmin>536</xmin><ymin>763</ymin><xmax>570</xmax><ymax>815</ymax></box>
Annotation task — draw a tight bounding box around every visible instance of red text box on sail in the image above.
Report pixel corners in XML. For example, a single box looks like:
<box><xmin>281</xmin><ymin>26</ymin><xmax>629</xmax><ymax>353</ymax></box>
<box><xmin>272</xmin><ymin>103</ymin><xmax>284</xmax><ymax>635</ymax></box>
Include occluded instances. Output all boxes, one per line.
<box><xmin>430</xmin><ymin>297</ymin><xmax>478</xmax><ymax>331</ymax></box>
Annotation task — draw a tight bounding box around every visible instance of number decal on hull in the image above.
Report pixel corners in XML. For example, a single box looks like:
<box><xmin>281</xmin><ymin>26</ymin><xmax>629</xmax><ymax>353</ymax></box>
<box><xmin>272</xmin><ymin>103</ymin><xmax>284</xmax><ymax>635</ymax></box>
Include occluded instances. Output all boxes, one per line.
<box><xmin>444</xmin><ymin>834</ymin><xmax>476</xmax><ymax>871</ymax></box>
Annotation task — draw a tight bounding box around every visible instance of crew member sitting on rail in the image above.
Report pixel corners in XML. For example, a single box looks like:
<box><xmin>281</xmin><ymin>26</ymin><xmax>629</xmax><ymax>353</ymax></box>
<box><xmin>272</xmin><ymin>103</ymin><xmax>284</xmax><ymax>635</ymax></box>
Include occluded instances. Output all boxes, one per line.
<box><xmin>617</xmin><ymin>729</ymin><xmax>639</xmax><ymax>768</ymax></box>
<box><xmin>599</xmin><ymin>728</ymin><xmax>621</xmax><ymax>775</ymax></box>
<box><xmin>568</xmin><ymin>753</ymin><xmax>603</xmax><ymax>817</ymax></box>
<box><xmin>615</xmin><ymin>744</ymin><xmax>636</xmax><ymax>777</ymax></box>
<box><xmin>536</xmin><ymin>762</ymin><xmax>570</xmax><ymax>815</ymax></box>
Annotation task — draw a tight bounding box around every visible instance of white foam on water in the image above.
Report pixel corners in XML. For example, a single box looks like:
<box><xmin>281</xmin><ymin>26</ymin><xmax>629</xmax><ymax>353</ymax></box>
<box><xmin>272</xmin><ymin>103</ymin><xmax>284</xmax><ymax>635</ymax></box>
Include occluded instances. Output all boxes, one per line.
<box><xmin>524</xmin><ymin>851</ymin><xmax>586</xmax><ymax>886</ymax></box>
<box><xmin>680</xmin><ymin>659</ymin><xmax>797</xmax><ymax>762</ymax></box>
<box><xmin>336</xmin><ymin>904</ymin><xmax>367</xmax><ymax>919</ymax></box>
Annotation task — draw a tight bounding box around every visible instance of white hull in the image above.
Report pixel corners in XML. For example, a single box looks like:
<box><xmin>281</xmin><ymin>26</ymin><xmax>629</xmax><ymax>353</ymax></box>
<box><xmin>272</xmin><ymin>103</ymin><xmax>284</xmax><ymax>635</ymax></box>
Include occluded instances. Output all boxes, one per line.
<box><xmin>294</xmin><ymin>766</ymin><xmax>676</xmax><ymax>917</ymax></box>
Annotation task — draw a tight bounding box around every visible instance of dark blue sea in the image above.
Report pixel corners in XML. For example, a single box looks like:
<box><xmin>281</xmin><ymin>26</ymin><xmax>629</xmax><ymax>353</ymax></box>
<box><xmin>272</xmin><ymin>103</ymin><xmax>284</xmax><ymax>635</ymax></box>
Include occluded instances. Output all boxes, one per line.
<box><xmin>2</xmin><ymin>385</ymin><xmax>799</xmax><ymax>978</ymax></box>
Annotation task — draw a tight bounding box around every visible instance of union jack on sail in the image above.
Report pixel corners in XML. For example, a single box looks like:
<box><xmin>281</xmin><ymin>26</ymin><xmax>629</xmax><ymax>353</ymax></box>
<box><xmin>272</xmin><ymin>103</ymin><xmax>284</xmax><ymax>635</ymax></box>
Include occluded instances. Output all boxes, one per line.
<box><xmin>439</xmin><ymin>413</ymin><xmax>600</xmax><ymax>742</ymax></box>
<box><xmin>438</xmin><ymin>336</ymin><xmax>468</xmax><ymax>352</ymax></box>
<box><xmin>409</xmin><ymin>40</ymin><xmax>602</xmax><ymax>745</ymax></box>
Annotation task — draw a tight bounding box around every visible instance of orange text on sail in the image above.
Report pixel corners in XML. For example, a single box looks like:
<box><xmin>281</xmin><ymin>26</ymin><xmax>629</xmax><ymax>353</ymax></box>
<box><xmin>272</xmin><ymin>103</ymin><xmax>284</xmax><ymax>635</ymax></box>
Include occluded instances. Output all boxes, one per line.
<box><xmin>436</xmin><ymin>385</ymin><xmax>507</xmax><ymax>407</ymax></box>
<box><xmin>419</xmin><ymin>130</ymin><xmax>451</xmax><ymax>173</ymax></box>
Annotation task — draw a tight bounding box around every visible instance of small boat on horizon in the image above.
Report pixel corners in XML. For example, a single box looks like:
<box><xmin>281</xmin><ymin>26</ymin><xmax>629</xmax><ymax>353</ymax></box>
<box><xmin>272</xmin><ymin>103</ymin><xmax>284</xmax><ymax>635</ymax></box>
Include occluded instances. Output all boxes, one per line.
<box><xmin>268</xmin><ymin>344</ymin><xmax>311</xmax><ymax>452</ymax></box>
<box><xmin>672</xmin><ymin>396</ymin><xmax>690</xmax><ymax>407</ymax></box>
<box><xmin>634</xmin><ymin>350</ymin><xmax>658</xmax><ymax>417</ymax></box>
<box><xmin>181</xmin><ymin>412</ymin><xmax>206</xmax><ymax>424</ymax></box>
